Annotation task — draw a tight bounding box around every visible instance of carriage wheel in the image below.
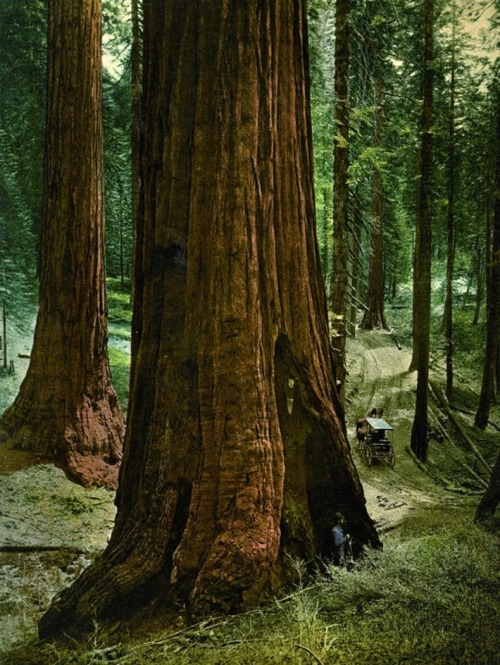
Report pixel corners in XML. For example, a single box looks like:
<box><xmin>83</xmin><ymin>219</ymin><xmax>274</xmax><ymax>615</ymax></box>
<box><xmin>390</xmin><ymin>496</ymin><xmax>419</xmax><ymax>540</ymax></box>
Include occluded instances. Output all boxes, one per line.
<box><xmin>388</xmin><ymin>450</ymin><xmax>396</xmax><ymax>468</ymax></box>
<box><xmin>366</xmin><ymin>446</ymin><xmax>373</xmax><ymax>466</ymax></box>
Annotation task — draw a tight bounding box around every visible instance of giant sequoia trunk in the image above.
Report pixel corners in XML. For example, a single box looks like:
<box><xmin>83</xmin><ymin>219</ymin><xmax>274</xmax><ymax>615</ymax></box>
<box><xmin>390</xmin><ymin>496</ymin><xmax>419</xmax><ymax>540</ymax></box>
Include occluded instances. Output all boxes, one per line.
<box><xmin>330</xmin><ymin>0</ymin><xmax>351</xmax><ymax>405</ymax></box>
<box><xmin>39</xmin><ymin>1</ymin><xmax>379</xmax><ymax>638</ymax></box>
<box><xmin>410</xmin><ymin>0</ymin><xmax>434</xmax><ymax>461</ymax></box>
<box><xmin>0</xmin><ymin>0</ymin><xmax>124</xmax><ymax>488</ymax></box>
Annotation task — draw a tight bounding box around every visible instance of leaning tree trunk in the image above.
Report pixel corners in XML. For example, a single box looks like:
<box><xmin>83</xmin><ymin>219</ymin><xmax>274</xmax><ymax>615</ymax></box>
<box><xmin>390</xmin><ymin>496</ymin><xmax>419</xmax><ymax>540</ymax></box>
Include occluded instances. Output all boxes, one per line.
<box><xmin>360</xmin><ymin>77</ymin><xmax>388</xmax><ymax>331</ymax></box>
<box><xmin>330</xmin><ymin>0</ymin><xmax>351</xmax><ymax>406</ymax></box>
<box><xmin>39</xmin><ymin>0</ymin><xmax>379</xmax><ymax>638</ymax></box>
<box><xmin>0</xmin><ymin>0</ymin><xmax>124</xmax><ymax>488</ymax></box>
<box><xmin>410</xmin><ymin>0</ymin><xmax>434</xmax><ymax>461</ymax></box>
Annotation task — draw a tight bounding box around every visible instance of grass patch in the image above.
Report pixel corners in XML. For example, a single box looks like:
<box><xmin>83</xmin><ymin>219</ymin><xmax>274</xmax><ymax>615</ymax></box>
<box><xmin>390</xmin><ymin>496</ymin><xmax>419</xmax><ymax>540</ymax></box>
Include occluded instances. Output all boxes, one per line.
<box><xmin>108</xmin><ymin>323</ymin><xmax>132</xmax><ymax>341</ymax></box>
<box><xmin>107</xmin><ymin>280</ymin><xmax>132</xmax><ymax>324</ymax></box>
<box><xmin>106</xmin><ymin>281</ymin><xmax>131</xmax><ymax>410</ymax></box>
<box><xmin>7</xmin><ymin>517</ymin><xmax>499</xmax><ymax>664</ymax></box>
<box><xmin>109</xmin><ymin>347</ymin><xmax>130</xmax><ymax>410</ymax></box>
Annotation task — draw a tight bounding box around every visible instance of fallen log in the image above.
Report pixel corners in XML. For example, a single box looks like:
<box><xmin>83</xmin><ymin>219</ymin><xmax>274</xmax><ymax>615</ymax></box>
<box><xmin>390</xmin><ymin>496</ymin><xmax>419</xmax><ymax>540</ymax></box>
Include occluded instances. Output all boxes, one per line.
<box><xmin>0</xmin><ymin>545</ymin><xmax>86</xmax><ymax>554</ymax></box>
<box><xmin>405</xmin><ymin>446</ymin><xmax>482</xmax><ymax>494</ymax></box>
<box><xmin>428</xmin><ymin>407</ymin><xmax>489</xmax><ymax>490</ymax></box>
<box><xmin>405</xmin><ymin>446</ymin><xmax>447</xmax><ymax>486</ymax></box>
<box><xmin>429</xmin><ymin>381</ymin><xmax>492</xmax><ymax>477</ymax></box>
<box><xmin>450</xmin><ymin>405</ymin><xmax>500</xmax><ymax>434</ymax></box>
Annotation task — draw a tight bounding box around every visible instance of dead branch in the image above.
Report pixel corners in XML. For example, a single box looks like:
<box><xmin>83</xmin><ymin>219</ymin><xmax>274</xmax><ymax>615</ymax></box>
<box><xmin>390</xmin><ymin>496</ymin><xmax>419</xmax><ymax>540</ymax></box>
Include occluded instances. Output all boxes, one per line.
<box><xmin>0</xmin><ymin>545</ymin><xmax>86</xmax><ymax>553</ymax></box>
<box><xmin>295</xmin><ymin>644</ymin><xmax>324</xmax><ymax>665</ymax></box>
<box><xmin>405</xmin><ymin>446</ymin><xmax>445</xmax><ymax>485</ymax></box>
<box><xmin>428</xmin><ymin>407</ymin><xmax>489</xmax><ymax>489</ymax></box>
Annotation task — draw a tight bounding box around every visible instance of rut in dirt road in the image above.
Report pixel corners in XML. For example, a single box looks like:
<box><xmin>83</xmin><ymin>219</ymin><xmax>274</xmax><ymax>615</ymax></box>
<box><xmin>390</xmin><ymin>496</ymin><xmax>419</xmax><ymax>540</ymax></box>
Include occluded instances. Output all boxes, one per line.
<box><xmin>344</xmin><ymin>330</ymin><xmax>488</xmax><ymax>537</ymax></box>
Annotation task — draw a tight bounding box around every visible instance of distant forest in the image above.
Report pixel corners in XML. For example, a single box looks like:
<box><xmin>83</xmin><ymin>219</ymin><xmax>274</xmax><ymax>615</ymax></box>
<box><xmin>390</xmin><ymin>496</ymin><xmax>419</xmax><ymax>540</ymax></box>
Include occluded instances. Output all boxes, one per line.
<box><xmin>1</xmin><ymin>2</ymin><xmax>498</xmax><ymax>339</ymax></box>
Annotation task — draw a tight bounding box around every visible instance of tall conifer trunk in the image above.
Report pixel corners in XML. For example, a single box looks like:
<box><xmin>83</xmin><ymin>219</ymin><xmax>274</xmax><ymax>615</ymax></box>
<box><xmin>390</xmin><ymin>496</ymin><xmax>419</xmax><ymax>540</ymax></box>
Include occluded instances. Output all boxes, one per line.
<box><xmin>39</xmin><ymin>0</ymin><xmax>379</xmax><ymax>637</ymax></box>
<box><xmin>130</xmin><ymin>0</ymin><xmax>141</xmax><ymax>307</ymax></box>
<box><xmin>0</xmin><ymin>0</ymin><xmax>124</xmax><ymax>488</ymax></box>
<box><xmin>443</xmin><ymin>2</ymin><xmax>456</xmax><ymax>399</ymax></box>
<box><xmin>475</xmin><ymin>97</ymin><xmax>500</xmax><ymax>429</ymax></box>
<box><xmin>361</xmin><ymin>78</ymin><xmax>388</xmax><ymax>331</ymax></box>
<box><xmin>410</xmin><ymin>0</ymin><xmax>434</xmax><ymax>461</ymax></box>
<box><xmin>331</xmin><ymin>0</ymin><xmax>350</xmax><ymax>405</ymax></box>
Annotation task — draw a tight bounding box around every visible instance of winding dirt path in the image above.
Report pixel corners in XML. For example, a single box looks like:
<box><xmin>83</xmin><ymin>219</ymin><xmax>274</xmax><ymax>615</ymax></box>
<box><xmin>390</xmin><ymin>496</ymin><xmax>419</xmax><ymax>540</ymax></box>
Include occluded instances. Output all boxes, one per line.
<box><xmin>345</xmin><ymin>330</ymin><xmax>477</xmax><ymax>539</ymax></box>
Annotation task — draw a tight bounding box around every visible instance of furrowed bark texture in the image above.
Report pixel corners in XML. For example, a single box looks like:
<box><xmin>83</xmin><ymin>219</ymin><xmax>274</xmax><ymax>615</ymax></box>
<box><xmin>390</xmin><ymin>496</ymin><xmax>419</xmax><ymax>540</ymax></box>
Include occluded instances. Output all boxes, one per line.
<box><xmin>0</xmin><ymin>0</ymin><xmax>124</xmax><ymax>488</ymax></box>
<box><xmin>40</xmin><ymin>0</ymin><xmax>379</xmax><ymax>638</ymax></box>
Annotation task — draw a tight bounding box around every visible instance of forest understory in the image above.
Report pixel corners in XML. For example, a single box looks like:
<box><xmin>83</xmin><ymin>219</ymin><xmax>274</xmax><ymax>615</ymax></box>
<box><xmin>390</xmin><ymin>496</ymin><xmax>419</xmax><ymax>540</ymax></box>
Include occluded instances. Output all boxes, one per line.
<box><xmin>1</xmin><ymin>303</ymin><xmax>498</xmax><ymax>665</ymax></box>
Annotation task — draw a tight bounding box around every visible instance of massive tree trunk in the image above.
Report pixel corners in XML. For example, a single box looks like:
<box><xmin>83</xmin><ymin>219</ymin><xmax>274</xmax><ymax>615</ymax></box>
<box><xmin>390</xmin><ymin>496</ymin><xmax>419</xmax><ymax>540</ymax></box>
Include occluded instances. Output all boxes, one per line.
<box><xmin>360</xmin><ymin>77</ymin><xmax>388</xmax><ymax>331</ymax></box>
<box><xmin>0</xmin><ymin>0</ymin><xmax>124</xmax><ymax>488</ymax></box>
<box><xmin>39</xmin><ymin>0</ymin><xmax>379</xmax><ymax>638</ymax></box>
<box><xmin>410</xmin><ymin>0</ymin><xmax>434</xmax><ymax>461</ymax></box>
<box><xmin>331</xmin><ymin>0</ymin><xmax>351</xmax><ymax>405</ymax></box>
<box><xmin>475</xmin><ymin>96</ymin><xmax>500</xmax><ymax>429</ymax></box>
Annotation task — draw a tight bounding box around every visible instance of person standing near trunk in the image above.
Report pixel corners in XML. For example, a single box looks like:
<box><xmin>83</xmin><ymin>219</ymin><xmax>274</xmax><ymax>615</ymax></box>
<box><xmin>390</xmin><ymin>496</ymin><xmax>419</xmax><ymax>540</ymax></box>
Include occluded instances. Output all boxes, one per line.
<box><xmin>332</xmin><ymin>514</ymin><xmax>347</xmax><ymax>565</ymax></box>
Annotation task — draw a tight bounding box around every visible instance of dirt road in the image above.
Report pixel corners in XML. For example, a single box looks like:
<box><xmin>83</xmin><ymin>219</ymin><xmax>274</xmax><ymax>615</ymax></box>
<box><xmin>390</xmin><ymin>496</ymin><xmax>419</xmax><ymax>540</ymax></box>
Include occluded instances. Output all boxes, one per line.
<box><xmin>346</xmin><ymin>329</ymin><xmax>481</xmax><ymax>539</ymax></box>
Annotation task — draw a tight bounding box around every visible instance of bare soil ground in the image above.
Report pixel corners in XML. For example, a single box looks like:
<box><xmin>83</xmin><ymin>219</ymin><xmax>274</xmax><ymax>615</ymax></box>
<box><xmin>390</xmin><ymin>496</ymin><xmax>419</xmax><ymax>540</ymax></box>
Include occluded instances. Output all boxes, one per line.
<box><xmin>0</xmin><ymin>326</ymin><xmax>497</xmax><ymax>657</ymax></box>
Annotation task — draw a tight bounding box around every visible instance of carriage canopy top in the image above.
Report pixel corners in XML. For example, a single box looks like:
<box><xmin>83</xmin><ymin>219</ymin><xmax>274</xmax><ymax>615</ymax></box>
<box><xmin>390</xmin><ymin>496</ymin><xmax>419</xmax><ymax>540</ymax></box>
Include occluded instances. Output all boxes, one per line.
<box><xmin>365</xmin><ymin>417</ymin><xmax>394</xmax><ymax>431</ymax></box>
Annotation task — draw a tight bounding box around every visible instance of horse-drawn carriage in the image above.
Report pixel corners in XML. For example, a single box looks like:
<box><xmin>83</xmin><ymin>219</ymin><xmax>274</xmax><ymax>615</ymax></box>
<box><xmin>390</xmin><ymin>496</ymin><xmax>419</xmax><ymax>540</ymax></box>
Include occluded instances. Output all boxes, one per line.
<box><xmin>356</xmin><ymin>412</ymin><xmax>395</xmax><ymax>467</ymax></box>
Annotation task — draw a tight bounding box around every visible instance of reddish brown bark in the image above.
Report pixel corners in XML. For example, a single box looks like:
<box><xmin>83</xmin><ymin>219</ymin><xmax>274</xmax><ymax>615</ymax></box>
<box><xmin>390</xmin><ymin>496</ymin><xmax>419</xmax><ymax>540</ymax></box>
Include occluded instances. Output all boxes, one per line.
<box><xmin>39</xmin><ymin>0</ymin><xmax>379</xmax><ymax>638</ymax></box>
<box><xmin>0</xmin><ymin>0</ymin><xmax>124</xmax><ymax>488</ymax></box>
